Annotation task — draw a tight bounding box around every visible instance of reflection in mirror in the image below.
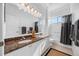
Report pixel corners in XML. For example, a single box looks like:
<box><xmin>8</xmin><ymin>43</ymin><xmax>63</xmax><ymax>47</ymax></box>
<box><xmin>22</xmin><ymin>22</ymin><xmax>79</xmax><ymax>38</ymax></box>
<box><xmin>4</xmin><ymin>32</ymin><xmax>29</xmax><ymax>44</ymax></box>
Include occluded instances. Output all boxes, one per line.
<box><xmin>5</xmin><ymin>3</ymin><xmax>42</xmax><ymax>39</ymax></box>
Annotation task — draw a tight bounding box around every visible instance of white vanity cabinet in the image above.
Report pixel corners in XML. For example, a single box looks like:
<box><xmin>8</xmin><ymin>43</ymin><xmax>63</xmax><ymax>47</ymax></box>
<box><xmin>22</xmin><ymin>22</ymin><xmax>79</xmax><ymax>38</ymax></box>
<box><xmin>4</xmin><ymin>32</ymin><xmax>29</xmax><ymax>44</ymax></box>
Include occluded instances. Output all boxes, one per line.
<box><xmin>40</xmin><ymin>38</ymin><xmax>50</xmax><ymax>55</ymax></box>
<box><xmin>6</xmin><ymin>42</ymin><xmax>39</xmax><ymax>56</ymax></box>
<box><xmin>5</xmin><ymin>39</ymin><xmax>42</xmax><ymax>56</ymax></box>
<box><xmin>32</xmin><ymin>38</ymin><xmax>50</xmax><ymax>56</ymax></box>
<box><xmin>5</xmin><ymin>37</ymin><xmax>50</xmax><ymax>56</ymax></box>
<box><xmin>31</xmin><ymin>38</ymin><xmax>50</xmax><ymax>56</ymax></box>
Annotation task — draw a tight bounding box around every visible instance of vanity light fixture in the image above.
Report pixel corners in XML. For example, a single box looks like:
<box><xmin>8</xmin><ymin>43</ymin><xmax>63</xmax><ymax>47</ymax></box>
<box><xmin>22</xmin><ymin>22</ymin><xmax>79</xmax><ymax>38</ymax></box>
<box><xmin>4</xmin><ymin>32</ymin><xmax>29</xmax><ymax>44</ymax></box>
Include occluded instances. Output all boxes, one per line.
<box><xmin>33</xmin><ymin>10</ymin><xmax>37</xmax><ymax>17</ymax></box>
<box><xmin>23</xmin><ymin>6</ymin><xmax>28</xmax><ymax>12</ymax></box>
<box><xmin>34</xmin><ymin>10</ymin><xmax>37</xmax><ymax>14</ymax></box>
<box><xmin>31</xmin><ymin>8</ymin><xmax>34</xmax><ymax>12</ymax></box>
<box><xmin>19</xmin><ymin>3</ymin><xmax>42</xmax><ymax>18</ymax></box>
<box><xmin>26</xmin><ymin>5</ymin><xmax>31</xmax><ymax>13</ymax></box>
<box><xmin>31</xmin><ymin>9</ymin><xmax>37</xmax><ymax>17</ymax></box>
<box><xmin>30</xmin><ymin>8</ymin><xmax>34</xmax><ymax>15</ymax></box>
<box><xmin>32</xmin><ymin>12</ymin><xmax>36</xmax><ymax>17</ymax></box>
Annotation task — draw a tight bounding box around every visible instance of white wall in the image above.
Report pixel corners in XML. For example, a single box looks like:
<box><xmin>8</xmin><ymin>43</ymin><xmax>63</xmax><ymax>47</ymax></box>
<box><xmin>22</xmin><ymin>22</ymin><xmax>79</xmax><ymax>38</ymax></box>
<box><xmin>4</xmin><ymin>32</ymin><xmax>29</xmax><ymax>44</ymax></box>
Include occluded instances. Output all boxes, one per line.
<box><xmin>71</xmin><ymin>4</ymin><xmax>79</xmax><ymax>24</ymax></box>
<box><xmin>71</xmin><ymin>3</ymin><xmax>79</xmax><ymax>56</ymax></box>
<box><xmin>48</xmin><ymin>23</ymin><xmax>62</xmax><ymax>43</ymax></box>
<box><xmin>49</xmin><ymin>4</ymin><xmax>71</xmax><ymax>17</ymax></box>
<box><xmin>5</xmin><ymin>4</ymin><xmax>36</xmax><ymax>38</ymax></box>
<box><xmin>48</xmin><ymin>4</ymin><xmax>72</xmax><ymax>48</ymax></box>
<box><xmin>0</xmin><ymin>3</ymin><xmax>3</xmax><ymax>56</ymax></box>
<box><xmin>48</xmin><ymin>4</ymin><xmax>71</xmax><ymax>43</ymax></box>
<box><xmin>0</xmin><ymin>3</ymin><xmax>2</xmax><ymax>41</ymax></box>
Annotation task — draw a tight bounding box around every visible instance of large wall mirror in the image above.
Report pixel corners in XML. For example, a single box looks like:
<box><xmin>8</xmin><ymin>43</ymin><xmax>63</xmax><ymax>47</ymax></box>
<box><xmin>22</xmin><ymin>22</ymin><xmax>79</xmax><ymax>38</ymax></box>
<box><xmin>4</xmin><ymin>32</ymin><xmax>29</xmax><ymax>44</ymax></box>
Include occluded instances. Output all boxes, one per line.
<box><xmin>5</xmin><ymin>3</ymin><xmax>42</xmax><ymax>39</ymax></box>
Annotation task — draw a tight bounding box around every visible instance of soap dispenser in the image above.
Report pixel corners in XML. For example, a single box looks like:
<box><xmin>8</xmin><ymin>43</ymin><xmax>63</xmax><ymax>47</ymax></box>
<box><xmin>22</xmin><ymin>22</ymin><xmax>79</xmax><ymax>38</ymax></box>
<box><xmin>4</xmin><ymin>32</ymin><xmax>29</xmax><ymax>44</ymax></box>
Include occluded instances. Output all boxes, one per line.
<box><xmin>32</xmin><ymin>28</ymin><xmax>36</xmax><ymax>41</ymax></box>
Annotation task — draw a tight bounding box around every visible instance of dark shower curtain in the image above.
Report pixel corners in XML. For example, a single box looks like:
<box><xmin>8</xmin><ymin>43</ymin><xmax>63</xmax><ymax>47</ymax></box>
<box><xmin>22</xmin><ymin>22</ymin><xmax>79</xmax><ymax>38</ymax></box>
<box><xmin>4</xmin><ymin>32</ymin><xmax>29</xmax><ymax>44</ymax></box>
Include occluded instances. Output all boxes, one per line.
<box><xmin>60</xmin><ymin>14</ymin><xmax>72</xmax><ymax>45</ymax></box>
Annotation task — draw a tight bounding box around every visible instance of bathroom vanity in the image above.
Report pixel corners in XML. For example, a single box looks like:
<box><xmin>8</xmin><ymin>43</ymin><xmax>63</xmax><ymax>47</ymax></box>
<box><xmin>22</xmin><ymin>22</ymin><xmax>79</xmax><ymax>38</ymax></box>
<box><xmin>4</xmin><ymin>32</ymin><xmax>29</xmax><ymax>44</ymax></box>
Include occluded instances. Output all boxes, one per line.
<box><xmin>5</xmin><ymin>35</ymin><xmax>50</xmax><ymax>56</ymax></box>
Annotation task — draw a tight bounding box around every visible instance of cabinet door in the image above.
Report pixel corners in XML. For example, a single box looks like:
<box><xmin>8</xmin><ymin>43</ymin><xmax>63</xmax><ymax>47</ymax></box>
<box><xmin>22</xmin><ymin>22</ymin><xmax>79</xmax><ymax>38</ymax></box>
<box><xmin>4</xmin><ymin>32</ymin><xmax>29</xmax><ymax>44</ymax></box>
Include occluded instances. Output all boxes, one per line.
<box><xmin>31</xmin><ymin>40</ymin><xmax>42</xmax><ymax>56</ymax></box>
<box><xmin>33</xmin><ymin>40</ymin><xmax>42</xmax><ymax>56</ymax></box>
<box><xmin>5</xmin><ymin>44</ymin><xmax>32</xmax><ymax>56</ymax></box>
<box><xmin>33</xmin><ymin>39</ymin><xmax>49</xmax><ymax>56</ymax></box>
<box><xmin>45</xmin><ymin>38</ymin><xmax>50</xmax><ymax>49</ymax></box>
<box><xmin>40</xmin><ymin>38</ymin><xmax>50</xmax><ymax>55</ymax></box>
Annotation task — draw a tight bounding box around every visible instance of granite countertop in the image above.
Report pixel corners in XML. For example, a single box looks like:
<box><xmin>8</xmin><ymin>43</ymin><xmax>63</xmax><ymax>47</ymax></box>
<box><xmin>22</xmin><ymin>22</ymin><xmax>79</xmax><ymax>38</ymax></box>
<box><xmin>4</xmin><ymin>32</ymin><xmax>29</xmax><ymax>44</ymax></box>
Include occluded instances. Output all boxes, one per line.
<box><xmin>4</xmin><ymin>35</ymin><xmax>49</xmax><ymax>54</ymax></box>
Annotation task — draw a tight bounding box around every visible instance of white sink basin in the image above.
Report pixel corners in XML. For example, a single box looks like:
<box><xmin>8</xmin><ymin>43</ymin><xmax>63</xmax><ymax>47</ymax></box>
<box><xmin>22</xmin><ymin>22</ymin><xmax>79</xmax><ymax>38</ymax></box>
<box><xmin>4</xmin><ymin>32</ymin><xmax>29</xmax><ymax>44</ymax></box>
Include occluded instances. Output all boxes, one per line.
<box><xmin>18</xmin><ymin>40</ymin><xmax>32</xmax><ymax>44</ymax></box>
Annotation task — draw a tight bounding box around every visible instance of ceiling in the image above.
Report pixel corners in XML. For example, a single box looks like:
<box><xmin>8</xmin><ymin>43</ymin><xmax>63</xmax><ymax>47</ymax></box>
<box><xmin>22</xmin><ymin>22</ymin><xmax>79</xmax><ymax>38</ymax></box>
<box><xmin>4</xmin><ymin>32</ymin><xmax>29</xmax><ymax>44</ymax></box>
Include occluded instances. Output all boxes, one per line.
<box><xmin>30</xmin><ymin>3</ymin><xmax>69</xmax><ymax>16</ymax></box>
<box><xmin>13</xmin><ymin>3</ymin><xmax>70</xmax><ymax>17</ymax></box>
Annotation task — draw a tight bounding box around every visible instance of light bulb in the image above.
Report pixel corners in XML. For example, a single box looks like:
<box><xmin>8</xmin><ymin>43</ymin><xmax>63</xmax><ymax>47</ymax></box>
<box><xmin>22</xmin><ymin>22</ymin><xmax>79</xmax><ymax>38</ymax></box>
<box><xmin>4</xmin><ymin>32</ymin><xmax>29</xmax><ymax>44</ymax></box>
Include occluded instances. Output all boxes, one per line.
<box><xmin>33</xmin><ymin>10</ymin><xmax>38</xmax><ymax>17</ymax></box>
<box><xmin>34</xmin><ymin>10</ymin><xmax>37</xmax><ymax>13</ymax></box>
<box><xmin>30</xmin><ymin>8</ymin><xmax>34</xmax><ymax>15</ymax></box>
<box><xmin>20</xmin><ymin>3</ymin><xmax>41</xmax><ymax>18</ymax></box>
<box><xmin>31</xmin><ymin>8</ymin><xmax>34</xmax><ymax>12</ymax></box>
<box><xmin>26</xmin><ymin>5</ymin><xmax>31</xmax><ymax>13</ymax></box>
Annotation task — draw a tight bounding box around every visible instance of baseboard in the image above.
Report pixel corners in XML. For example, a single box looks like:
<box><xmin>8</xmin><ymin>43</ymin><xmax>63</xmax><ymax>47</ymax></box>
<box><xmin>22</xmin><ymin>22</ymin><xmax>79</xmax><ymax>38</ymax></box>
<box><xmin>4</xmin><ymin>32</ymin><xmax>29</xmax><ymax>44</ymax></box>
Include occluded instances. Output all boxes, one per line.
<box><xmin>54</xmin><ymin>41</ymin><xmax>72</xmax><ymax>48</ymax></box>
<box><xmin>41</xmin><ymin>48</ymin><xmax>51</xmax><ymax>56</ymax></box>
<box><xmin>43</xmin><ymin>48</ymin><xmax>72</xmax><ymax>56</ymax></box>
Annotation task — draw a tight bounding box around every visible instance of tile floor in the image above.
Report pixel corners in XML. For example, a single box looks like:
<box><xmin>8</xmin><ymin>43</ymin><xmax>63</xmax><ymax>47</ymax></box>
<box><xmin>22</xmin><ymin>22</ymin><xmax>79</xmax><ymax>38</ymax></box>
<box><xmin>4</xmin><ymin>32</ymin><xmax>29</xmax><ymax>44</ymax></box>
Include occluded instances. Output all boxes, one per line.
<box><xmin>47</xmin><ymin>48</ymin><xmax>70</xmax><ymax>56</ymax></box>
